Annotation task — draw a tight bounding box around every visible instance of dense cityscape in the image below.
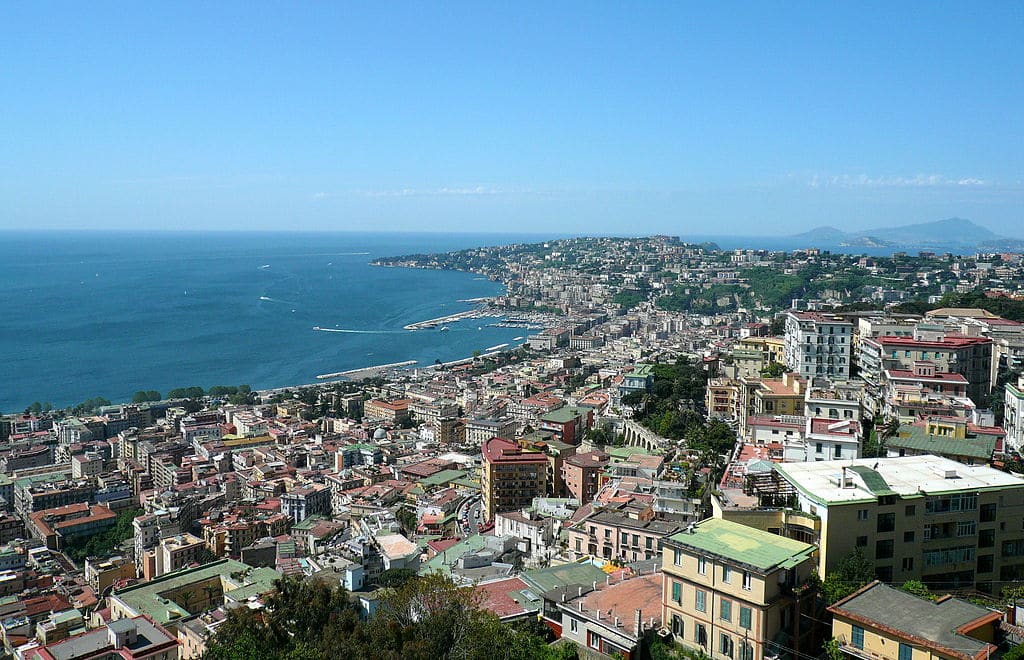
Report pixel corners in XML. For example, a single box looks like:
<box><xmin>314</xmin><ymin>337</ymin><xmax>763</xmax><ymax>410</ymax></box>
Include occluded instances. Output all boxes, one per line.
<box><xmin>3</xmin><ymin>235</ymin><xmax>1024</xmax><ymax>659</ymax></box>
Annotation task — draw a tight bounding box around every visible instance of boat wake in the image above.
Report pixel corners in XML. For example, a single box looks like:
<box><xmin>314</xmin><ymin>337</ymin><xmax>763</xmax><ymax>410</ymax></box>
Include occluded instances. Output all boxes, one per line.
<box><xmin>313</xmin><ymin>326</ymin><xmax>405</xmax><ymax>334</ymax></box>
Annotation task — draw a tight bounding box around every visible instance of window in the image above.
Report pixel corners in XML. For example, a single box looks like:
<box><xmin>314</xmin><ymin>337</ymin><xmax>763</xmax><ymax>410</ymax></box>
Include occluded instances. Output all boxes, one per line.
<box><xmin>742</xmin><ymin>571</ymin><xmax>752</xmax><ymax>590</ymax></box>
<box><xmin>980</xmin><ymin>503</ymin><xmax>997</xmax><ymax>522</ymax></box>
<box><xmin>720</xmin><ymin>599</ymin><xmax>732</xmax><ymax>622</ymax></box>
<box><xmin>852</xmin><ymin>625</ymin><xmax>865</xmax><ymax>649</ymax></box>
<box><xmin>978</xmin><ymin>554</ymin><xmax>994</xmax><ymax>573</ymax></box>
<box><xmin>816</xmin><ymin>442</ymin><xmax>823</xmax><ymax>453</ymax></box>
<box><xmin>696</xmin><ymin>623</ymin><xmax>708</xmax><ymax>647</ymax></box>
<box><xmin>739</xmin><ymin>607</ymin><xmax>752</xmax><ymax>630</ymax></box>
<box><xmin>673</xmin><ymin>548</ymin><xmax>682</xmax><ymax>566</ymax></box>
<box><xmin>858</xmin><ymin>509</ymin><xmax>869</xmax><ymax>521</ymax></box>
<box><xmin>672</xmin><ymin>614</ymin><xmax>684</xmax><ymax>637</ymax></box>
<box><xmin>902</xmin><ymin>557</ymin><xmax>914</xmax><ymax>571</ymax></box>
<box><xmin>876</xmin><ymin>539</ymin><xmax>894</xmax><ymax>559</ymax></box>
<box><xmin>903</xmin><ymin>531</ymin><xmax>915</xmax><ymax>542</ymax></box>
<box><xmin>878</xmin><ymin>512</ymin><xmax>896</xmax><ymax>533</ymax></box>
<box><xmin>575</xmin><ymin>539</ymin><xmax>582</xmax><ymax>552</ymax></box>
<box><xmin>695</xmin><ymin>589</ymin><xmax>706</xmax><ymax>612</ymax></box>
<box><xmin>957</xmin><ymin>521</ymin><xmax>976</xmax><ymax>537</ymax></box>
<box><xmin>741</xmin><ymin>642</ymin><xmax>754</xmax><ymax>660</ymax></box>
<box><xmin>672</xmin><ymin>581</ymin><xmax>681</xmax><ymax>604</ymax></box>
<box><xmin>620</xmin><ymin>532</ymin><xmax>628</xmax><ymax>544</ymax></box>
<box><xmin>979</xmin><ymin>529</ymin><xmax>995</xmax><ymax>548</ymax></box>
<box><xmin>646</xmin><ymin>537</ymin><xmax>653</xmax><ymax>549</ymax></box>
<box><xmin>698</xmin><ymin>556</ymin><xmax>707</xmax><ymax>575</ymax></box>
<box><xmin>834</xmin><ymin>444</ymin><xmax>842</xmax><ymax>458</ymax></box>
<box><xmin>570</xmin><ymin>618</ymin><xmax>578</xmax><ymax>634</ymax></box>
<box><xmin>723</xmin><ymin>566</ymin><xmax>732</xmax><ymax>583</ymax></box>
<box><xmin>604</xmin><ymin>529</ymin><xmax>610</xmax><ymax>538</ymax></box>
<box><xmin>899</xmin><ymin>643</ymin><xmax>913</xmax><ymax>660</ymax></box>
<box><xmin>720</xmin><ymin>633</ymin><xmax>734</xmax><ymax>658</ymax></box>
<box><xmin>856</xmin><ymin>535</ymin><xmax>868</xmax><ymax>547</ymax></box>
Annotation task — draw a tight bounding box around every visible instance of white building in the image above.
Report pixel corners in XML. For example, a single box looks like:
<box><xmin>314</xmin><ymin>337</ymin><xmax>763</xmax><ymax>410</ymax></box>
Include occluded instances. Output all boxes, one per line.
<box><xmin>784</xmin><ymin>311</ymin><xmax>853</xmax><ymax>380</ymax></box>
<box><xmin>1005</xmin><ymin>376</ymin><xmax>1024</xmax><ymax>452</ymax></box>
<box><xmin>494</xmin><ymin>509</ymin><xmax>558</xmax><ymax>566</ymax></box>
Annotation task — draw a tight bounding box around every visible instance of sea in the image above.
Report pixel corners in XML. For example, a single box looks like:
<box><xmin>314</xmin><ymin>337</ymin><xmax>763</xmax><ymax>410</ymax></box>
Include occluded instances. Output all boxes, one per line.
<box><xmin>0</xmin><ymin>230</ymin><xmax>952</xmax><ymax>413</ymax></box>
<box><xmin>0</xmin><ymin>231</ymin><xmax>567</xmax><ymax>413</ymax></box>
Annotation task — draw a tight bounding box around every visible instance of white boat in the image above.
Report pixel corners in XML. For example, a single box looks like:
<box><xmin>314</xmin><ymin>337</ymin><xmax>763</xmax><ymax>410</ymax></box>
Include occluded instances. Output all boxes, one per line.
<box><xmin>439</xmin><ymin>326</ymin><xmax>450</xmax><ymax>332</ymax></box>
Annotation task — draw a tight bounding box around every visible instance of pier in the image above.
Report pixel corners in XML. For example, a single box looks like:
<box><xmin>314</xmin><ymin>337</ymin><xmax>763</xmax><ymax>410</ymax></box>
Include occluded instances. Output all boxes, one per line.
<box><xmin>316</xmin><ymin>360</ymin><xmax>417</xmax><ymax>380</ymax></box>
<box><xmin>403</xmin><ymin>309</ymin><xmax>486</xmax><ymax>330</ymax></box>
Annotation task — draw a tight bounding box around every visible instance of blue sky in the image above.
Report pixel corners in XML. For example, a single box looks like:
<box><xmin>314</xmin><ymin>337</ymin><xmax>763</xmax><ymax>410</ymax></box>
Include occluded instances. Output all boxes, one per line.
<box><xmin>2</xmin><ymin>3</ymin><xmax>1022</xmax><ymax>236</ymax></box>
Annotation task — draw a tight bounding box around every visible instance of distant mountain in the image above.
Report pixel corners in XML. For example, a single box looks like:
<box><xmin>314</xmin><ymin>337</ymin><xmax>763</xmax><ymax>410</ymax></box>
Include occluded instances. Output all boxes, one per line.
<box><xmin>791</xmin><ymin>218</ymin><xmax>1008</xmax><ymax>250</ymax></box>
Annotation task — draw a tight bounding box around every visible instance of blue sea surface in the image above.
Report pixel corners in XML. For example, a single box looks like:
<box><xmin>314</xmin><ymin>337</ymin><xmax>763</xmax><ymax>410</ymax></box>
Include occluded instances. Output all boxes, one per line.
<box><xmin>0</xmin><ymin>231</ymin><xmax>563</xmax><ymax>412</ymax></box>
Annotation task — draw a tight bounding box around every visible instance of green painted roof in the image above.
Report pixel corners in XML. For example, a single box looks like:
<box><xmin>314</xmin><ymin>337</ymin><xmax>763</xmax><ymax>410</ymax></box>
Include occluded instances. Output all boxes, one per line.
<box><xmin>606</xmin><ymin>445</ymin><xmax>654</xmax><ymax>459</ymax></box>
<box><xmin>418</xmin><ymin>469</ymin><xmax>468</xmax><ymax>488</ymax></box>
<box><xmin>418</xmin><ymin>535</ymin><xmax>490</xmax><ymax>577</ymax></box>
<box><xmin>890</xmin><ymin>426</ymin><xmax>997</xmax><ymax>461</ymax></box>
<box><xmin>519</xmin><ymin>561</ymin><xmax>608</xmax><ymax>593</ymax></box>
<box><xmin>626</xmin><ymin>364</ymin><xmax>656</xmax><ymax>378</ymax></box>
<box><xmin>291</xmin><ymin>514</ymin><xmax>329</xmax><ymax>532</ymax></box>
<box><xmin>112</xmin><ymin>559</ymin><xmax>279</xmax><ymax>625</ymax></box>
<box><xmin>540</xmin><ymin>406</ymin><xmax>592</xmax><ymax>424</ymax></box>
<box><xmin>848</xmin><ymin>466</ymin><xmax>895</xmax><ymax>496</ymax></box>
<box><xmin>666</xmin><ymin>518</ymin><xmax>815</xmax><ymax>573</ymax></box>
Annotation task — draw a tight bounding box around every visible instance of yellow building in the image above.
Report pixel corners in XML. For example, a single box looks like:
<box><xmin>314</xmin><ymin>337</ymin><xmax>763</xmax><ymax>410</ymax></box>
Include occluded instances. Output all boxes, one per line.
<box><xmin>707</xmin><ymin>378</ymin><xmax>741</xmax><ymax>421</ymax></box>
<box><xmin>765</xmin><ymin>457</ymin><xmax>1024</xmax><ymax>592</ymax></box>
<box><xmin>828</xmin><ymin>581</ymin><xmax>998</xmax><ymax>660</ymax></box>
<box><xmin>661</xmin><ymin>518</ymin><xmax>819</xmax><ymax>660</ymax></box>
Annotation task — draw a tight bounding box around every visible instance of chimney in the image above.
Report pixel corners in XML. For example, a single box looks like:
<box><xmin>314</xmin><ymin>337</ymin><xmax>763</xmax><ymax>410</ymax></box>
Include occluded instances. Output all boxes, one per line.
<box><xmin>578</xmin><ymin>601</ymin><xmax>584</xmax><ymax>612</ymax></box>
<box><xmin>577</xmin><ymin>586</ymin><xmax>583</xmax><ymax>597</ymax></box>
<box><xmin>561</xmin><ymin>591</ymin><xmax>566</xmax><ymax>603</ymax></box>
<box><xmin>634</xmin><ymin>608</ymin><xmax>643</xmax><ymax>636</ymax></box>
<box><xmin>593</xmin><ymin>580</ymin><xmax>598</xmax><ymax>591</ymax></box>
<box><xmin>614</xmin><ymin>616</ymin><xmax>620</xmax><ymax>627</ymax></box>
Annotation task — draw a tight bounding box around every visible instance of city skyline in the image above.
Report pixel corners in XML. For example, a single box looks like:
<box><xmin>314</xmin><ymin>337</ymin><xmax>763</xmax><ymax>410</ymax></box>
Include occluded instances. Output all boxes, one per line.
<box><xmin>3</xmin><ymin>3</ymin><xmax>1022</xmax><ymax>235</ymax></box>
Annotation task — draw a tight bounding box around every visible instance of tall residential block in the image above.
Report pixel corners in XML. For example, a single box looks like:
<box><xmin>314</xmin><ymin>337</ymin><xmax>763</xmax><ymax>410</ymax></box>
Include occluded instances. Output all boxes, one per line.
<box><xmin>783</xmin><ymin>312</ymin><xmax>853</xmax><ymax>380</ymax></box>
<box><xmin>481</xmin><ymin>437</ymin><xmax>548</xmax><ymax>522</ymax></box>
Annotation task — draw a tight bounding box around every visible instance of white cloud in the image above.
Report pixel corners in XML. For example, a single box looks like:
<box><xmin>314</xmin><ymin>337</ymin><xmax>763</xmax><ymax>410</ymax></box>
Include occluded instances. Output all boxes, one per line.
<box><xmin>805</xmin><ymin>172</ymin><xmax>988</xmax><ymax>189</ymax></box>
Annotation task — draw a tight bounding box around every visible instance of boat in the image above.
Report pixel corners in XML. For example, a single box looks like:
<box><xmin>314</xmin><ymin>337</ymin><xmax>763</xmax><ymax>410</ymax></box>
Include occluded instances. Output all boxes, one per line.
<box><xmin>439</xmin><ymin>326</ymin><xmax>450</xmax><ymax>332</ymax></box>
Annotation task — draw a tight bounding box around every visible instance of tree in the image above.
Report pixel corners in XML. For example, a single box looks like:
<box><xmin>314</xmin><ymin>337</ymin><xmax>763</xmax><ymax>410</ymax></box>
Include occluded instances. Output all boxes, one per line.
<box><xmin>378</xmin><ymin>568</ymin><xmax>417</xmax><ymax>589</ymax></box>
<box><xmin>822</xmin><ymin>548</ymin><xmax>875</xmax><ymax>603</ymax></box>
<box><xmin>899</xmin><ymin>580</ymin><xmax>933</xmax><ymax>600</ymax></box>
<box><xmin>760</xmin><ymin>362</ymin><xmax>786</xmax><ymax>378</ymax></box>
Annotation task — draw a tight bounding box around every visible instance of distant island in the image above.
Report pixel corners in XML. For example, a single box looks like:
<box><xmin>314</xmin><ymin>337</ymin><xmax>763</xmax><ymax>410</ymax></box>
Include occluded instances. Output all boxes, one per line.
<box><xmin>791</xmin><ymin>217</ymin><xmax>1024</xmax><ymax>251</ymax></box>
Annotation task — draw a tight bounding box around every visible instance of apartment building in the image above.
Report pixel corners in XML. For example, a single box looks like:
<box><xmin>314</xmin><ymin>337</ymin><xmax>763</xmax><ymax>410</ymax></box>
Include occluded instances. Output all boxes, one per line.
<box><xmin>481</xmin><ymin>437</ymin><xmax>548</xmax><ymax>522</ymax></box>
<box><xmin>772</xmin><ymin>456</ymin><xmax>1024</xmax><ymax>592</ymax></box>
<box><xmin>860</xmin><ymin>329</ymin><xmax>993</xmax><ymax>405</ymax></box>
<box><xmin>363</xmin><ymin>399</ymin><xmax>411</xmax><ymax>425</ymax></box>
<box><xmin>1005</xmin><ymin>375</ymin><xmax>1024</xmax><ymax>451</ymax></box>
<box><xmin>562</xmin><ymin>451</ymin><xmax>609</xmax><ymax>505</ymax></box>
<box><xmin>707</xmin><ymin>379</ymin><xmax>742</xmax><ymax>421</ymax></box>
<box><xmin>566</xmin><ymin>502</ymin><xmax>685</xmax><ymax>562</ymax></box>
<box><xmin>661</xmin><ymin>518</ymin><xmax>818</xmax><ymax>660</ymax></box>
<box><xmin>143</xmin><ymin>533</ymin><xmax>206</xmax><ymax>580</ymax></box>
<box><xmin>465</xmin><ymin>417</ymin><xmax>517</xmax><ymax>446</ymax></box>
<box><xmin>783</xmin><ymin>311</ymin><xmax>853</xmax><ymax>380</ymax></box>
<box><xmin>280</xmin><ymin>483</ymin><xmax>331</xmax><ymax>522</ymax></box>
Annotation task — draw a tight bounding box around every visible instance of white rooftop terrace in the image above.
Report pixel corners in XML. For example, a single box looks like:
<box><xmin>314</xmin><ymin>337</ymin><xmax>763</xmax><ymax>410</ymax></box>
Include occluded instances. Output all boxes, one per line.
<box><xmin>775</xmin><ymin>455</ymin><xmax>1024</xmax><ymax>505</ymax></box>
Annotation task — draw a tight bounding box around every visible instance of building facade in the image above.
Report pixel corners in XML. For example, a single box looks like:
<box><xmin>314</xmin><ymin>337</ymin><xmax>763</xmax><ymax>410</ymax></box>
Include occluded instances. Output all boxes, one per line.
<box><xmin>662</xmin><ymin>518</ymin><xmax>819</xmax><ymax>660</ymax></box>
